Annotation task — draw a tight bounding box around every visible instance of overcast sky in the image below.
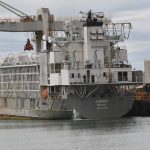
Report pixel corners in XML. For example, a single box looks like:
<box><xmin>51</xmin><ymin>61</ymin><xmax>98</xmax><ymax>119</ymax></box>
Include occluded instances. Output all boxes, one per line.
<box><xmin>0</xmin><ymin>0</ymin><xmax>150</xmax><ymax>70</ymax></box>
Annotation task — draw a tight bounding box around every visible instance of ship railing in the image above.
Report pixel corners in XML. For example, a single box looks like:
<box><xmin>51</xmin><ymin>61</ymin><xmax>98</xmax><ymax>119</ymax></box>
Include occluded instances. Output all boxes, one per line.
<box><xmin>105</xmin><ymin>64</ymin><xmax>132</xmax><ymax>68</ymax></box>
<box><xmin>0</xmin><ymin>52</ymin><xmax>40</xmax><ymax>66</ymax></box>
<box><xmin>54</xmin><ymin>16</ymin><xmax>82</xmax><ymax>22</ymax></box>
<box><xmin>0</xmin><ymin>61</ymin><xmax>39</xmax><ymax>66</ymax></box>
<box><xmin>104</xmin><ymin>35</ymin><xmax>123</xmax><ymax>41</ymax></box>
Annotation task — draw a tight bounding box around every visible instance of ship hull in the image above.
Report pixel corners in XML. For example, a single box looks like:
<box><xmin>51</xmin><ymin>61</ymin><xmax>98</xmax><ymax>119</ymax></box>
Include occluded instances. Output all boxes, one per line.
<box><xmin>66</xmin><ymin>84</ymin><xmax>134</xmax><ymax>119</ymax></box>
<box><xmin>0</xmin><ymin>108</ymin><xmax>72</xmax><ymax>120</ymax></box>
<box><xmin>0</xmin><ymin>97</ymin><xmax>133</xmax><ymax>120</ymax></box>
<box><xmin>69</xmin><ymin>96</ymin><xmax>133</xmax><ymax>119</ymax></box>
<box><xmin>36</xmin><ymin>110</ymin><xmax>72</xmax><ymax>119</ymax></box>
<box><xmin>0</xmin><ymin>97</ymin><xmax>73</xmax><ymax>120</ymax></box>
<box><xmin>0</xmin><ymin>83</ymin><xmax>134</xmax><ymax>120</ymax></box>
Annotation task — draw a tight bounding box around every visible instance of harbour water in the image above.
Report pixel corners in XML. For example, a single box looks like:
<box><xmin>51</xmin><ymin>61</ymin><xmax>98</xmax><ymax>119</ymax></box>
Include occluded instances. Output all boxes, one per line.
<box><xmin>0</xmin><ymin>117</ymin><xmax>150</xmax><ymax>150</ymax></box>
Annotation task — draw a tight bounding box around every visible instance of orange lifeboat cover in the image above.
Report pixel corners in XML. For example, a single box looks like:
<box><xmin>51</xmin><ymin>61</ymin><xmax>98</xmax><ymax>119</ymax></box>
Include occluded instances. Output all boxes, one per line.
<box><xmin>41</xmin><ymin>87</ymin><xmax>48</xmax><ymax>100</ymax></box>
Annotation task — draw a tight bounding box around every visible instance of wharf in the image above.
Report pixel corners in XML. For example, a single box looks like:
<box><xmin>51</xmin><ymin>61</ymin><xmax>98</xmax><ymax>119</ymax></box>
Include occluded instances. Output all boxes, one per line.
<box><xmin>126</xmin><ymin>100</ymin><xmax>150</xmax><ymax>116</ymax></box>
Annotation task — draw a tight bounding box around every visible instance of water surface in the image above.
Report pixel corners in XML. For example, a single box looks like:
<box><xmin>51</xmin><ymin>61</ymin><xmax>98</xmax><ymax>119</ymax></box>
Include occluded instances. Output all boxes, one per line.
<box><xmin>0</xmin><ymin>117</ymin><xmax>149</xmax><ymax>150</ymax></box>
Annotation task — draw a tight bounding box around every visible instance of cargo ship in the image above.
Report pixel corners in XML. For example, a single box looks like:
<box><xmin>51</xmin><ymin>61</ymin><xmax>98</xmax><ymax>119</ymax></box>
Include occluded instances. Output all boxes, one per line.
<box><xmin>0</xmin><ymin>1</ymin><xmax>140</xmax><ymax>119</ymax></box>
<box><xmin>0</xmin><ymin>53</ymin><xmax>72</xmax><ymax>119</ymax></box>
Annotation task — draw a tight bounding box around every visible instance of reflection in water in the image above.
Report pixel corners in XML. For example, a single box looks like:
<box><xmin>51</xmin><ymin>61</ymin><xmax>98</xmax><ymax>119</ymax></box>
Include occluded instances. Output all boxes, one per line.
<box><xmin>0</xmin><ymin>117</ymin><xmax>149</xmax><ymax>150</ymax></box>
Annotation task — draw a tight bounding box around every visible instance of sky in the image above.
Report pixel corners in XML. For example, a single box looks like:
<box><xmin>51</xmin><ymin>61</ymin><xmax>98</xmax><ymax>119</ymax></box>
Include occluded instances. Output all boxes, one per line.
<box><xmin>0</xmin><ymin>0</ymin><xmax>150</xmax><ymax>70</ymax></box>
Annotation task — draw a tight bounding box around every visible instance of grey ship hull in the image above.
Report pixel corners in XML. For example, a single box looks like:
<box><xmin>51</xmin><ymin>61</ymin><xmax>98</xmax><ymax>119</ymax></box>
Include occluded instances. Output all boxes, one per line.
<box><xmin>36</xmin><ymin>110</ymin><xmax>72</xmax><ymax>119</ymax></box>
<box><xmin>69</xmin><ymin>96</ymin><xmax>133</xmax><ymax>119</ymax></box>
<box><xmin>0</xmin><ymin>97</ymin><xmax>73</xmax><ymax>120</ymax></box>
<box><xmin>0</xmin><ymin>84</ymin><xmax>133</xmax><ymax>120</ymax></box>
<box><xmin>0</xmin><ymin>108</ymin><xmax>72</xmax><ymax>120</ymax></box>
<box><xmin>65</xmin><ymin>84</ymin><xmax>134</xmax><ymax>119</ymax></box>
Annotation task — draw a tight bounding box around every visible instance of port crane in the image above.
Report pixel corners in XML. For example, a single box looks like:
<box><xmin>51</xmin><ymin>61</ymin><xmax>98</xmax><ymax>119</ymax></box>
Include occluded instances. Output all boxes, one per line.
<box><xmin>0</xmin><ymin>1</ymin><xmax>36</xmax><ymax>50</ymax></box>
<box><xmin>0</xmin><ymin>1</ymin><xmax>55</xmax><ymax>52</ymax></box>
<box><xmin>0</xmin><ymin>1</ymin><xmax>64</xmax><ymax>87</ymax></box>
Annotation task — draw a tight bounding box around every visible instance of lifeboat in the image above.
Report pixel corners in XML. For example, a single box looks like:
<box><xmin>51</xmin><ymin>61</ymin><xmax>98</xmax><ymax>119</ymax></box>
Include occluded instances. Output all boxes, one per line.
<box><xmin>41</xmin><ymin>86</ymin><xmax>49</xmax><ymax>100</ymax></box>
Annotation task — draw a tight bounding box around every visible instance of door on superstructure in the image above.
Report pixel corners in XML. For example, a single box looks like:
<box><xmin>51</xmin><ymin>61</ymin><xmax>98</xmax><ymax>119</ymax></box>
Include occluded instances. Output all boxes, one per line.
<box><xmin>123</xmin><ymin>72</ymin><xmax>128</xmax><ymax>81</ymax></box>
<box><xmin>83</xmin><ymin>75</ymin><xmax>86</xmax><ymax>83</ymax></box>
<box><xmin>87</xmin><ymin>70</ymin><xmax>90</xmax><ymax>83</ymax></box>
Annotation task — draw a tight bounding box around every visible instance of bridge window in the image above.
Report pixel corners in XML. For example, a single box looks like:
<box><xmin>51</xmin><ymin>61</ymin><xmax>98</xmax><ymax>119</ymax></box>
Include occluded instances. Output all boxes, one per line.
<box><xmin>118</xmin><ymin>71</ymin><xmax>128</xmax><ymax>81</ymax></box>
<box><xmin>118</xmin><ymin>72</ymin><xmax>122</xmax><ymax>81</ymax></box>
<box><xmin>83</xmin><ymin>75</ymin><xmax>86</xmax><ymax>83</ymax></box>
<box><xmin>123</xmin><ymin>72</ymin><xmax>128</xmax><ymax>81</ymax></box>
<box><xmin>78</xmin><ymin>73</ymin><xmax>80</xmax><ymax>78</ymax></box>
<box><xmin>71</xmin><ymin>73</ymin><xmax>74</xmax><ymax>78</ymax></box>
<box><xmin>91</xmin><ymin>75</ymin><xmax>95</xmax><ymax>83</ymax></box>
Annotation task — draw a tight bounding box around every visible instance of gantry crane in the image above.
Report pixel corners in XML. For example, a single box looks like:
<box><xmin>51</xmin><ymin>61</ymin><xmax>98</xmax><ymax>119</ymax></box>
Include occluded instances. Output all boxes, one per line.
<box><xmin>0</xmin><ymin>1</ymin><xmax>55</xmax><ymax>52</ymax></box>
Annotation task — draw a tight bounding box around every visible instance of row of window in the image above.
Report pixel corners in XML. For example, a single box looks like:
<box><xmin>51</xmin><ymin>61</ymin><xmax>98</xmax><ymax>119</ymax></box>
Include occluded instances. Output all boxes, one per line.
<box><xmin>0</xmin><ymin>74</ymin><xmax>39</xmax><ymax>82</ymax></box>
<box><xmin>71</xmin><ymin>73</ymin><xmax>80</xmax><ymax>78</ymax></box>
<box><xmin>70</xmin><ymin>73</ymin><xmax>95</xmax><ymax>83</ymax></box>
<box><xmin>3</xmin><ymin>98</ymin><xmax>36</xmax><ymax>110</ymax></box>
<box><xmin>0</xmin><ymin>91</ymin><xmax>39</xmax><ymax>99</ymax></box>
<box><xmin>0</xmin><ymin>82</ymin><xmax>39</xmax><ymax>90</ymax></box>
<box><xmin>0</xmin><ymin>66</ymin><xmax>39</xmax><ymax>74</ymax></box>
<box><xmin>70</xmin><ymin>71</ymin><xmax>128</xmax><ymax>82</ymax></box>
<box><xmin>70</xmin><ymin>72</ymin><xmax>109</xmax><ymax>79</ymax></box>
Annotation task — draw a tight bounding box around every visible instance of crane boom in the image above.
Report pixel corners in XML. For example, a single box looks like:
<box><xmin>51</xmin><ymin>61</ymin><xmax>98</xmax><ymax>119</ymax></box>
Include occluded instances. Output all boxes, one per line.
<box><xmin>0</xmin><ymin>0</ymin><xmax>33</xmax><ymax>20</ymax></box>
<box><xmin>0</xmin><ymin>3</ymin><xmax>22</xmax><ymax>17</ymax></box>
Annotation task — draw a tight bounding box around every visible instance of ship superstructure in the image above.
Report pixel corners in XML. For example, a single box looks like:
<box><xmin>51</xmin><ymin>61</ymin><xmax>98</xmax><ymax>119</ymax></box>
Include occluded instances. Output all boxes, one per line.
<box><xmin>49</xmin><ymin>10</ymin><xmax>132</xmax><ymax>85</ymax></box>
<box><xmin>45</xmin><ymin>10</ymin><xmax>136</xmax><ymax>119</ymax></box>
<box><xmin>0</xmin><ymin>2</ymin><xmax>140</xmax><ymax>119</ymax></box>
